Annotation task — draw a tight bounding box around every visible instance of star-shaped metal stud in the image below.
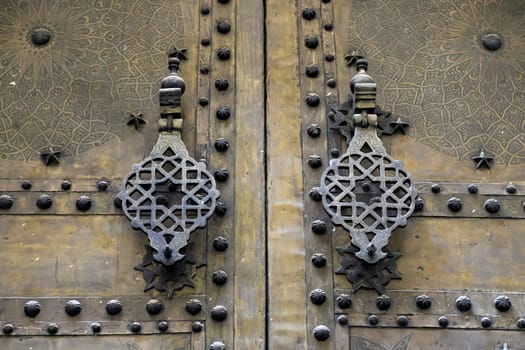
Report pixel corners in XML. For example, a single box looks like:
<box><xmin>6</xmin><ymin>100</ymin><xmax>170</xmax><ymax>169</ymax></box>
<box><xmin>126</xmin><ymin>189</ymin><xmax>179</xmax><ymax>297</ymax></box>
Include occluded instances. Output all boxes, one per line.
<box><xmin>40</xmin><ymin>147</ymin><xmax>61</xmax><ymax>166</ymax></box>
<box><xmin>472</xmin><ymin>149</ymin><xmax>493</xmax><ymax>169</ymax></box>
<box><xmin>387</xmin><ymin>117</ymin><xmax>410</xmax><ymax>135</ymax></box>
<box><xmin>167</xmin><ymin>46</ymin><xmax>188</xmax><ymax>61</ymax></box>
<box><xmin>127</xmin><ymin>113</ymin><xmax>146</xmax><ymax>130</ymax></box>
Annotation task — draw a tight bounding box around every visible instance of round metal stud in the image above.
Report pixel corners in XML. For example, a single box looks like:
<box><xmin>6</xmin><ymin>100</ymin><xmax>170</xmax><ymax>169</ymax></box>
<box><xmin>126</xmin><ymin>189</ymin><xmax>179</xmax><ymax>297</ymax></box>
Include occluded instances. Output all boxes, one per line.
<box><xmin>76</xmin><ymin>195</ymin><xmax>92</xmax><ymax>211</ymax></box>
<box><xmin>327</xmin><ymin>111</ymin><xmax>336</xmax><ymax>121</ymax></box>
<box><xmin>185</xmin><ymin>299</ymin><xmax>202</xmax><ymax>316</ymax></box>
<box><xmin>455</xmin><ymin>296</ymin><xmax>472</xmax><ymax>312</ymax></box>
<box><xmin>438</xmin><ymin>316</ymin><xmax>449</xmax><ymax>328</ymax></box>
<box><xmin>517</xmin><ymin>318</ymin><xmax>525</xmax><ymax>329</ymax></box>
<box><xmin>146</xmin><ymin>299</ymin><xmax>164</xmax><ymax>315</ymax></box>
<box><xmin>91</xmin><ymin>322</ymin><xmax>102</xmax><ymax>333</ymax></box>
<box><xmin>214</xmin><ymin>168</ymin><xmax>229</xmax><ymax>182</ymax></box>
<box><xmin>216</xmin><ymin>201</ymin><xmax>228</xmax><ymax>215</ymax></box>
<box><xmin>467</xmin><ymin>184</ymin><xmax>478</xmax><ymax>194</ymax></box>
<box><xmin>305</xmin><ymin>65</ymin><xmax>319</xmax><ymax>78</ymax></box>
<box><xmin>311</xmin><ymin>253</ymin><xmax>327</xmax><ymax>268</ymax></box>
<box><xmin>447</xmin><ymin>197</ymin><xmax>462</xmax><ymax>212</ymax></box>
<box><xmin>216</xmin><ymin>107</ymin><xmax>231</xmax><ymax>120</ymax></box>
<box><xmin>337</xmin><ymin>315</ymin><xmax>349</xmax><ymax>326</ymax></box>
<box><xmin>414</xmin><ymin>197</ymin><xmax>425</xmax><ymax>212</ymax></box>
<box><xmin>305</xmin><ymin>36</ymin><xmax>319</xmax><ymax>49</ymax></box>
<box><xmin>481</xmin><ymin>33</ymin><xmax>502</xmax><ymax>51</ymax></box>
<box><xmin>209</xmin><ymin>341</ymin><xmax>226</xmax><ymax>350</ymax></box>
<box><xmin>308</xmin><ymin>155</ymin><xmax>322</xmax><ymax>168</ymax></box>
<box><xmin>200</xmin><ymin>4</ymin><xmax>210</xmax><ymax>15</ymax></box>
<box><xmin>213</xmin><ymin>270</ymin><xmax>228</xmax><ymax>286</ymax></box>
<box><xmin>431</xmin><ymin>184</ymin><xmax>441</xmax><ymax>193</ymax></box>
<box><xmin>114</xmin><ymin>197</ymin><xmax>122</xmax><ymax>209</ymax></box>
<box><xmin>397</xmin><ymin>316</ymin><xmax>409</xmax><ymax>327</ymax></box>
<box><xmin>211</xmin><ymin>305</ymin><xmax>228</xmax><ymax>322</ymax></box>
<box><xmin>368</xmin><ymin>315</ymin><xmax>379</xmax><ymax>326</ymax></box>
<box><xmin>215</xmin><ymin>79</ymin><xmax>229</xmax><ymax>91</ymax></box>
<box><xmin>213</xmin><ymin>236</ymin><xmax>229</xmax><ymax>251</ymax></box>
<box><xmin>130</xmin><ymin>322</ymin><xmax>142</xmax><ymax>333</ymax></box>
<box><xmin>199</xmin><ymin>97</ymin><xmax>209</xmax><ymax>106</ymax></box>
<box><xmin>313</xmin><ymin>325</ymin><xmax>330</xmax><ymax>341</ymax></box>
<box><xmin>216</xmin><ymin>20</ymin><xmax>231</xmax><ymax>34</ymax></box>
<box><xmin>481</xmin><ymin>317</ymin><xmax>492</xmax><ymax>328</ymax></box>
<box><xmin>309</xmin><ymin>187</ymin><xmax>322</xmax><ymax>202</ymax></box>
<box><xmin>0</xmin><ymin>195</ymin><xmax>13</xmax><ymax>210</ymax></box>
<box><xmin>61</xmin><ymin>180</ymin><xmax>72</xmax><ymax>191</ymax></box>
<box><xmin>158</xmin><ymin>321</ymin><xmax>169</xmax><ymax>332</ymax></box>
<box><xmin>416</xmin><ymin>295</ymin><xmax>432</xmax><ymax>310</ymax></box>
<box><xmin>97</xmin><ymin>180</ymin><xmax>109</xmax><ymax>191</ymax></box>
<box><xmin>494</xmin><ymin>295</ymin><xmax>511</xmax><ymax>312</ymax></box>
<box><xmin>214</xmin><ymin>138</ymin><xmax>229</xmax><ymax>152</ymax></box>
<box><xmin>305</xmin><ymin>93</ymin><xmax>320</xmax><ymax>107</ymax></box>
<box><xmin>216</xmin><ymin>47</ymin><xmax>231</xmax><ymax>60</ymax></box>
<box><xmin>376</xmin><ymin>295</ymin><xmax>391</xmax><ymax>310</ymax></box>
<box><xmin>309</xmin><ymin>289</ymin><xmax>327</xmax><ymax>305</ymax></box>
<box><xmin>218</xmin><ymin>0</ymin><xmax>230</xmax><ymax>3</ymax></box>
<box><xmin>3</xmin><ymin>323</ymin><xmax>14</xmax><ymax>335</ymax></box>
<box><xmin>506</xmin><ymin>184</ymin><xmax>517</xmax><ymax>194</ymax></box>
<box><xmin>484</xmin><ymin>198</ymin><xmax>500</xmax><ymax>214</ymax></box>
<box><xmin>324</xmin><ymin>22</ymin><xmax>334</xmax><ymax>31</ymax></box>
<box><xmin>311</xmin><ymin>219</ymin><xmax>327</xmax><ymax>234</ymax></box>
<box><xmin>65</xmin><ymin>300</ymin><xmax>82</xmax><ymax>316</ymax></box>
<box><xmin>36</xmin><ymin>194</ymin><xmax>53</xmax><ymax>210</ymax></box>
<box><xmin>302</xmin><ymin>8</ymin><xmax>316</xmax><ymax>20</ymax></box>
<box><xmin>201</xmin><ymin>38</ymin><xmax>211</xmax><ymax>46</ymax></box>
<box><xmin>24</xmin><ymin>300</ymin><xmax>41</xmax><ymax>317</ymax></box>
<box><xmin>47</xmin><ymin>323</ymin><xmax>59</xmax><ymax>335</ymax></box>
<box><xmin>31</xmin><ymin>28</ymin><xmax>52</xmax><ymax>46</ymax></box>
<box><xmin>325</xmin><ymin>53</ymin><xmax>335</xmax><ymax>62</ymax></box>
<box><xmin>327</xmin><ymin>78</ymin><xmax>336</xmax><ymax>88</ymax></box>
<box><xmin>200</xmin><ymin>66</ymin><xmax>210</xmax><ymax>75</ymax></box>
<box><xmin>192</xmin><ymin>321</ymin><xmax>203</xmax><ymax>333</ymax></box>
<box><xmin>21</xmin><ymin>180</ymin><xmax>32</xmax><ymax>190</ymax></box>
<box><xmin>336</xmin><ymin>294</ymin><xmax>352</xmax><ymax>309</ymax></box>
<box><xmin>106</xmin><ymin>299</ymin><xmax>122</xmax><ymax>315</ymax></box>
<box><xmin>330</xmin><ymin>148</ymin><xmax>340</xmax><ymax>158</ymax></box>
<box><xmin>322</xmin><ymin>0</ymin><xmax>331</xmax><ymax>2</ymax></box>
<box><xmin>307</xmin><ymin>124</ymin><xmax>321</xmax><ymax>137</ymax></box>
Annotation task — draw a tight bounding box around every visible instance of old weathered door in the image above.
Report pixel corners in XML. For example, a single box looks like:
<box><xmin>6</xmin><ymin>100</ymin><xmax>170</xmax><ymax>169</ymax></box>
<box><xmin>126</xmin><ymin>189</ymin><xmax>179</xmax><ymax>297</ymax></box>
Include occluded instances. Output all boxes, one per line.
<box><xmin>1</xmin><ymin>0</ymin><xmax>525</xmax><ymax>349</ymax></box>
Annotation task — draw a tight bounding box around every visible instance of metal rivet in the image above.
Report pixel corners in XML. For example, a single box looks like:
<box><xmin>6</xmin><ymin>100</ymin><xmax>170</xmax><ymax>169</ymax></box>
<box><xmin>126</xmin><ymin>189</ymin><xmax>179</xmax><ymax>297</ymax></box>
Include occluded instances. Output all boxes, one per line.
<box><xmin>0</xmin><ymin>194</ymin><xmax>13</xmax><ymax>210</ymax></box>
<box><xmin>302</xmin><ymin>8</ymin><xmax>316</xmax><ymax>20</ymax></box>
<box><xmin>305</xmin><ymin>36</ymin><xmax>319</xmax><ymax>49</ymax></box>
<box><xmin>494</xmin><ymin>295</ymin><xmax>511</xmax><ymax>312</ymax></box>
<box><xmin>305</xmin><ymin>65</ymin><xmax>320</xmax><ymax>78</ymax></box>
<box><xmin>322</xmin><ymin>0</ymin><xmax>331</xmax><ymax>2</ymax></box>
<box><xmin>31</xmin><ymin>28</ymin><xmax>52</xmax><ymax>46</ymax></box>
<box><xmin>309</xmin><ymin>187</ymin><xmax>322</xmax><ymax>201</ymax></box>
<box><xmin>201</xmin><ymin>38</ymin><xmax>210</xmax><ymax>46</ymax></box>
<box><xmin>216</xmin><ymin>20</ymin><xmax>231</xmax><ymax>34</ymax></box>
<box><xmin>416</xmin><ymin>295</ymin><xmax>432</xmax><ymax>309</ymax></box>
<box><xmin>106</xmin><ymin>299</ymin><xmax>122</xmax><ymax>315</ymax></box>
<box><xmin>65</xmin><ymin>300</ymin><xmax>82</xmax><ymax>316</ymax></box>
<box><xmin>130</xmin><ymin>322</ymin><xmax>142</xmax><ymax>333</ymax></box>
<box><xmin>47</xmin><ymin>323</ymin><xmax>59</xmax><ymax>335</ymax></box>
<box><xmin>506</xmin><ymin>184</ymin><xmax>517</xmax><ymax>194</ymax></box>
<box><xmin>438</xmin><ymin>316</ymin><xmax>449</xmax><ymax>327</ymax></box>
<box><xmin>185</xmin><ymin>299</ymin><xmax>202</xmax><ymax>315</ymax></box>
<box><xmin>307</xmin><ymin>124</ymin><xmax>321</xmax><ymax>137</ymax></box>
<box><xmin>414</xmin><ymin>197</ymin><xmax>425</xmax><ymax>212</ymax></box>
<box><xmin>24</xmin><ymin>300</ymin><xmax>41</xmax><ymax>317</ymax></box>
<box><xmin>214</xmin><ymin>138</ymin><xmax>229</xmax><ymax>152</ymax></box>
<box><xmin>76</xmin><ymin>195</ymin><xmax>92</xmax><ymax>211</ymax></box>
<box><xmin>199</xmin><ymin>97</ymin><xmax>209</xmax><ymax>106</ymax></box>
<box><xmin>200</xmin><ymin>4</ymin><xmax>210</xmax><ymax>15</ymax></box>
<box><xmin>21</xmin><ymin>180</ymin><xmax>32</xmax><ymax>190</ymax></box>
<box><xmin>211</xmin><ymin>305</ymin><xmax>228</xmax><ymax>322</ymax></box>
<box><xmin>216</xmin><ymin>107</ymin><xmax>231</xmax><ymax>120</ymax></box>
<box><xmin>192</xmin><ymin>321</ymin><xmax>203</xmax><ymax>333</ymax></box>
<box><xmin>313</xmin><ymin>325</ymin><xmax>330</xmax><ymax>341</ymax></box>
<box><xmin>311</xmin><ymin>253</ymin><xmax>327</xmax><ymax>268</ymax></box>
<box><xmin>376</xmin><ymin>295</ymin><xmax>391</xmax><ymax>310</ymax></box>
<box><xmin>305</xmin><ymin>93</ymin><xmax>321</xmax><ymax>107</ymax></box>
<box><xmin>324</xmin><ymin>22</ymin><xmax>334</xmax><ymax>31</ymax></box>
<box><xmin>447</xmin><ymin>197</ymin><xmax>462</xmax><ymax>212</ymax></box>
<box><xmin>91</xmin><ymin>322</ymin><xmax>102</xmax><ymax>333</ymax></box>
<box><xmin>158</xmin><ymin>321</ymin><xmax>169</xmax><ymax>332</ymax></box>
<box><xmin>481</xmin><ymin>317</ymin><xmax>492</xmax><ymax>328</ymax></box>
<box><xmin>146</xmin><ymin>299</ymin><xmax>164</xmax><ymax>315</ymax></box>
<box><xmin>337</xmin><ymin>315</ymin><xmax>349</xmax><ymax>326</ymax></box>
<box><xmin>200</xmin><ymin>66</ymin><xmax>210</xmax><ymax>75</ymax></box>
<box><xmin>327</xmin><ymin>78</ymin><xmax>336</xmax><ymax>88</ymax></box>
<box><xmin>431</xmin><ymin>184</ymin><xmax>441</xmax><ymax>193</ymax></box>
<box><xmin>327</xmin><ymin>111</ymin><xmax>336</xmax><ymax>121</ymax></box>
<box><xmin>325</xmin><ymin>53</ymin><xmax>335</xmax><ymax>62</ymax></box>
<box><xmin>484</xmin><ymin>198</ymin><xmax>500</xmax><ymax>213</ymax></box>
<box><xmin>216</xmin><ymin>47</ymin><xmax>231</xmax><ymax>60</ymax></box>
<box><xmin>215</xmin><ymin>79</ymin><xmax>229</xmax><ymax>91</ymax></box>
<box><xmin>397</xmin><ymin>316</ymin><xmax>409</xmax><ymax>327</ymax></box>
<box><xmin>311</xmin><ymin>219</ymin><xmax>327</xmax><ymax>234</ymax></box>
<box><xmin>368</xmin><ymin>315</ymin><xmax>379</xmax><ymax>326</ymax></box>
<box><xmin>97</xmin><ymin>180</ymin><xmax>109</xmax><ymax>191</ymax></box>
<box><xmin>209</xmin><ymin>341</ymin><xmax>226</xmax><ymax>350</ymax></box>
<box><xmin>36</xmin><ymin>194</ymin><xmax>53</xmax><ymax>210</ymax></box>
<box><xmin>330</xmin><ymin>148</ymin><xmax>340</xmax><ymax>158</ymax></box>
<box><xmin>217</xmin><ymin>0</ymin><xmax>230</xmax><ymax>3</ymax></box>
<box><xmin>213</xmin><ymin>236</ymin><xmax>229</xmax><ymax>251</ymax></box>
<box><xmin>214</xmin><ymin>168</ymin><xmax>229</xmax><ymax>182</ymax></box>
<box><xmin>308</xmin><ymin>155</ymin><xmax>322</xmax><ymax>168</ymax></box>
<box><xmin>481</xmin><ymin>33</ymin><xmax>502</xmax><ymax>51</ymax></box>
<box><xmin>309</xmin><ymin>289</ymin><xmax>327</xmax><ymax>305</ymax></box>
<box><xmin>468</xmin><ymin>184</ymin><xmax>478</xmax><ymax>194</ymax></box>
<box><xmin>114</xmin><ymin>197</ymin><xmax>122</xmax><ymax>209</ymax></box>
<box><xmin>216</xmin><ymin>201</ymin><xmax>228</xmax><ymax>216</ymax></box>
<box><xmin>3</xmin><ymin>323</ymin><xmax>14</xmax><ymax>335</ymax></box>
<box><xmin>61</xmin><ymin>180</ymin><xmax>72</xmax><ymax>191</ymax></box>
<box><xmin>455</xmin><ymin>296</ymin><xmax>472</xmax><ymax>312</ymax></box>
<box><xmin>337</xmin><ymin>294</ymin><xmax>352</xmax><ymax>309</ymax></box>
<box><xmin>213</xmin><ymin>270</ymin><xmax>228</xmax><ymax>285</ymax></box>
<box><xmin>517</xmin><ymin>318</ymin><xmax>525</xmax><ymax>329</ymax></box>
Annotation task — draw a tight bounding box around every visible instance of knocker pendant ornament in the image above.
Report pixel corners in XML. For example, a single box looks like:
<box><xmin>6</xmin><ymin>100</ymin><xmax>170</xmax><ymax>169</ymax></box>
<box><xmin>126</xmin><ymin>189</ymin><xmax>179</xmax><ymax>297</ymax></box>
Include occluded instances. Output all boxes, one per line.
<box><xmin>117</xmin><ymin>57</ymin><xmax>220</xmax><ymax>296</ymax></box>
<box><xmin>319</xmin><ymin>59</ymin><xmax>417</xmax><ymax>293</ymax></box>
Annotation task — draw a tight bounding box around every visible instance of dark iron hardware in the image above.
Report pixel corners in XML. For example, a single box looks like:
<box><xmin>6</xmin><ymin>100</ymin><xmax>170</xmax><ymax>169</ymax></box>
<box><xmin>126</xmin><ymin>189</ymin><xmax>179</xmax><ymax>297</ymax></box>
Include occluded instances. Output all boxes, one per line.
<box><xmin>117</xmin><ymin>57</ymin><xmax>220</xmax><ymax>296</ymax></box>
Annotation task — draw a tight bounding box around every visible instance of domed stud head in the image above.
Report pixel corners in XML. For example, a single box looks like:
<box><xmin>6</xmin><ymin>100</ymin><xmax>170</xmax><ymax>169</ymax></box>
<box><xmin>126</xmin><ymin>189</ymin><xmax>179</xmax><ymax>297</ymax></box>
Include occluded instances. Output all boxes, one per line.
<box><xmin>212</xmin><ymin>270</ymin><xmax>229</xmax><ymax>286</ymax></box>
<box><xmin>213</xmin><ymin>236</ymin><xmax>229</xmax><ymax>252</ymax></box>
<box><xmin>3</xmin><ymin>323</ymin><xmax>14</xmax><ymax>335</ymax></box>
<box><xmin>105</xmin><ymin>299</ymin><xmax>122</xmax><ymax>315</ymax></box>
<box><xmin>311</xmin><ymin>253</ymin><xmax>327</xmax><ymax>268</ymax></box>
<box><xmin>368</xmin><ymin>315</ymin><xmax>379</xmax><ymax>326</ymax></box>
<box><xmin>480</xmin><ymin>317</ymin><xmax>492</xmax><ymax>328</ymax></box>
<box><xmin>311</xmin><ymin>219</ymin><xmax>327</xmax><ymax>234</ymax></box>
<box><xmin>47</xmin><ymin>323</ymin><xmax>59</xmax><ymax>335</ymax></box>
<box><xmin>313</xmin><ymin>325</ymin><xmax>330</xmax><ymax>341</ymax></box>
<box><xmin>438</xmin><ymin>316</ymin><xmax>449</xmax><ymax>328</ymax></box>
<box><xmin>146</xmin><ymin>299</ymin><xmax>164</xmax><ymax>315</ymax></box>
<box><xmin>76</xmin><ymin>195</ymin><xmax>92</xmax><ymax>211</ymax></box>
<box><xmin>336</xmin><ymin>294</ymin><xmax>352</xmax><ymax>309</ymax></box>
<box><xmin>192</xmin><ymin>321</ymin><xmax>204</xmax><ymax>333</ymax></box>
<box><xmin>481</xmin><ymin>33</ymin><xmax>503</xmax><ymax>51</ymax></box>
<box><xmin>36</xmin><ymin>194</ymin><xmax>53</xmax><ymax>210</ymax></box>
<box><xmin>31</xmin><ymin>28</ymin><xmax>52</xmax><ymax>46</ymax></box>
<box><xmin>455</xmin><ymin>296</ymin><xmax>472</xmax><ymax>312</ymax></box>
<box><xmin>376</xmin><ymin>295</ymin><xmax>391</xmax><ymax>310</ymax></box>
<box><xmin>416</xmin><ymin>294</ymin><xmax>432</xmax><ymax>309</ymax></box>
<box><xmin>397</xmin><ymin>316</ymin><xmax>409</xmax><ymax>327</ymax></box>
<box><xmin>209</xmin><ymin>341</ymin><xmax>226</xmax><ymax>350</ymax></box>
<box><xmin>158</xmin><ymin>321</ymin><xmax>169</xmax><ymax>332</ymax></box>
<box><xmin>494</xmin><ymin>295</ymin><xmax>511</xmax><ymax>312</ymax></box>
<box><xmin>185</xmin><ymin>299</ymin><xmax>202</xmax><ymax>316</ymax></box>
<box><xmin>24</xmin><ymin>300</ymin><xmax>41</xmax><ymax>318</ymax></box>
<box><xmin>484</xmin><ymin>198</ymin><xmax>500</xmax><ymax>213</ymax></box>
<box><xmin>309</xmin><ymin>289</ymin><xmax>327</xmax><ymax>305</ymax></box>
<box><xmin>130</xmin><ymin>321</ymin><xmax>142</xmax><ymax>333</ymax></box>
<box><xmin>65</xmin><ymin>300</ymin><xmax>82</xmax><ymax>316</ymax></box>
<box><xmin>337</xmin><ymin>315</ymin><xmax>349</xmax><ymax>326</ymax></box>
<box><xmin>516</xmin><ymin>318</ymin><xmax>525</xmax><ymax>329</ymax></box>
<box><xmin>210</xmin><ymin>305</ymin><xmax>228</xmax><ymax>322</ymax></box>
<box><xmin>91</xmin><ymin>322</ymin><xmax>102</xmax><ymax>334</ymax></box>
<box><xmin>0</xmin><ymin>195</ymin><xmax>14</xmax><ymax>210</ymax></box>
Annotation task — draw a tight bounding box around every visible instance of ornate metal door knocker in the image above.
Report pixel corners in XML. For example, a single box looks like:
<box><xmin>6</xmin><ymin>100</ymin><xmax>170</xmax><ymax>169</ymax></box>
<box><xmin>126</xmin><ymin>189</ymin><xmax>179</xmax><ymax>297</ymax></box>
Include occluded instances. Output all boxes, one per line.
<box><xmin>117</xmin><ymin>57</ymin><xmax>220</xmax><ymax>296</ymax></box>
<box><xmin>319</xmin><ymin>59</ymin><xmax>417</xmax><ymax>293</ymax></box>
